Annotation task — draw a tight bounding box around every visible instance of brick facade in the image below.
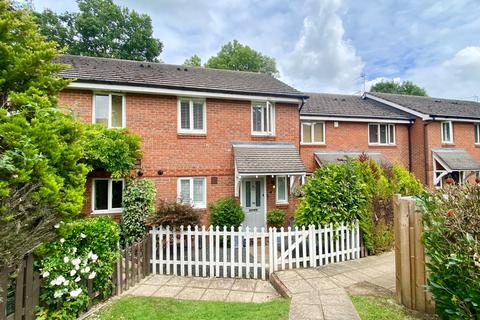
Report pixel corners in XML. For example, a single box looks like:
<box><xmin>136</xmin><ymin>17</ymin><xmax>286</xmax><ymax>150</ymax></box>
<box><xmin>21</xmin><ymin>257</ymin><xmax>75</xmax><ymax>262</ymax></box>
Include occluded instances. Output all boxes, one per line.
<box><xmin>58</xmin><ymin>90</ymin><xmax>300</xmax><ymax>226</ymax></box>
<box><xmin>300</xmin><ymin>121</ymin><xmax>411</xmax><ymax>173</ymax></box>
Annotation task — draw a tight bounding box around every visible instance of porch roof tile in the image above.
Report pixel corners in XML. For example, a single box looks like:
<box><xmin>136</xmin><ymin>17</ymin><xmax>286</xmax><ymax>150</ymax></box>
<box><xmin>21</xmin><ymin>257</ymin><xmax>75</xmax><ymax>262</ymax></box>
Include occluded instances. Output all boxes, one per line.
<box><xmin>314</xmin><ymin>150</ymin><xmax>389</xmax><ymax>166</ymax></box>
<box><xmin>233</xmin><ymin>142</ymin><xmax>306</xmax><ymax>175</ymax></box>
<box><xmin>432</xmin><ymin>148</ymin><xmax>480</xmax><ymax>171</ymax></box>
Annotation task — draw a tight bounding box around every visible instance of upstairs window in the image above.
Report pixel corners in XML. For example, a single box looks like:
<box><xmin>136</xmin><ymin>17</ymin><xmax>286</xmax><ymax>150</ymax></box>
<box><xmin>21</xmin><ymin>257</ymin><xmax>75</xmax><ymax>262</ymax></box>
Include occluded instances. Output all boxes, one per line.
<box><xmin>178</xmin><ymin>98</ymin><xmax>206</xmax><ymax>134</ymax></box>
<box><xmin>475</xmin><ymin>123</ymin><xmax>480</xmax><ymax>144</ymax></box>
<box><xmin>92</xmin><ymin>179</ymin><xmax>124</xmax><ymax>213</ymax></box>
<box><xmin>252</xmin><ymin>102</ymin><xmax>275</xmax><ymax>135</ymax></box>
<box><xmin>178</xmin><ymin>177</ymin><xmax>207</xmax><ymax>208</ymax></box>
<box><xmin>369</xmin><ymin>124</ymin><xmax>395</xmax><ymax>145</ymax></box>
<box><xmin>441</xmin><ymin>121</ymin><xmax>453</xmax><ymax>144</ymax></box>
<box><xmin>93</xmin><ymin>93</ymin><xmax>125</xmax><ymax>128</ymax></box>
<box><xmin>301</xmin><ymin>122</ymin><xmax>325</xmax><ymax>144</ymax></box>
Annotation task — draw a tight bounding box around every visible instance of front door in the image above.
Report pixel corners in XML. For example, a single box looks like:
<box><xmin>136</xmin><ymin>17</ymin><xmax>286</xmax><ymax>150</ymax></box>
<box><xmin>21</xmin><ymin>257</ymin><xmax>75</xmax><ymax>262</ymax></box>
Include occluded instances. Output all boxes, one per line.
<box><xmin>241</xmin><ymin>178</ymin><xmax>265</xmax><ymax>229</ymax></box>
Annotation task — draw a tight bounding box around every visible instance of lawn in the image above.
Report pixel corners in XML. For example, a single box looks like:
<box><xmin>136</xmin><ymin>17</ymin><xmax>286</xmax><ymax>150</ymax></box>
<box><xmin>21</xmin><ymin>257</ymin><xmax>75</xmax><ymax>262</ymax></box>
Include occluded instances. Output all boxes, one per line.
<box><xmin>91</xmin><ymin>296</ymin><xmax>290</xmax><ymax>320</ymax></box>
<box><xmin>351</xmin><ymin>295</ymin><xmax>436</xmax><ymax>320</ymax></box>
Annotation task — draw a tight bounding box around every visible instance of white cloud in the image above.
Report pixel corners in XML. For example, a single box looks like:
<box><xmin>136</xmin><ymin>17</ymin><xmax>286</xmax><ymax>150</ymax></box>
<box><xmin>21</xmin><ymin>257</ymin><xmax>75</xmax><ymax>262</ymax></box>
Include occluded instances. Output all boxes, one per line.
<box><xmin>407</xmin><ymin>46</ymin><xmax>480</xmax><ymax>99</ymax></box>
<box><xmin>281</xmin><ymin>0</ymin><xmax>364</xmax><ymax>93</ymax></box>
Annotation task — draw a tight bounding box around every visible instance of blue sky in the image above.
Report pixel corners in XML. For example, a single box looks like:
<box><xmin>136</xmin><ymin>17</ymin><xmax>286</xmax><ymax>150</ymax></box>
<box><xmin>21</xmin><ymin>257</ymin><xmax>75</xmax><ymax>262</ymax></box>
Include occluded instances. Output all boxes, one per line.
<box><xmin>31</xmin><ymin>0</ymin><xmax>480</xmax><ymax>100</ymax></box>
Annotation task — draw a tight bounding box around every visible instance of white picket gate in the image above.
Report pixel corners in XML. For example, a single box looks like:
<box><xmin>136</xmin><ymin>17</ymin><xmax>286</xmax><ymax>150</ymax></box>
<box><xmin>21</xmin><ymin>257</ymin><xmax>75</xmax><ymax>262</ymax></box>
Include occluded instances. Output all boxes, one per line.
<box><xmin>150</xmin><ymin>222</ymin><xmax>361</xmax><ymax>280</ymax></box>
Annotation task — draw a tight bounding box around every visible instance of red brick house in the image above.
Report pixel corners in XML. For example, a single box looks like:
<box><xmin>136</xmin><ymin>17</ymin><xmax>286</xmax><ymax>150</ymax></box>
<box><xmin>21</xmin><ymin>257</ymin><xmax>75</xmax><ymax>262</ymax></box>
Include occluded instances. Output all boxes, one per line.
<box><xmin>364</xmin><ymin>92</ymin><xmax>480</xmax><ymax>187</ymax></box>
<box><xmin>57</xmin><ymin>55</ymin><xmax>307</xmax><ymax>227</ymax></box>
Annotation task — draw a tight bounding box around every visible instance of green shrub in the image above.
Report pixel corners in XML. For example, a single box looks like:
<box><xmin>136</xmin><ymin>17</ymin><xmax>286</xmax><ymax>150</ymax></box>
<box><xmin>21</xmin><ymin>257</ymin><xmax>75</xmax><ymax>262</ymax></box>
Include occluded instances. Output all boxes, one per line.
<box><xmin>295</xmin><ymin>161</ymin><xmax>367</xmax><ymax>227</ymax></box>
<box><xmin>267</xmin><ymin>209</ymin><xmax>286</xmax><ymax>228</ymax></box>
<box><xmin>391</xmin><ymin>163</ymin><xmax>425</xmax><ymax>196</ymax></box>
<box><xmin>36</xmin><ymin>217</ymin><xmax>120</xmax><ymax>320</ymax></box>
<box><xmin>421</xmin><ymin>185</ymin><xmax>480</xmax><ymax>319</ymax></box>
<box><xmin>209</xmin><ymin>197</ymin><xmax>244</xmax><ymax>229</ymax></box>
<box><xmin>120</xmin><ymin>179</ymin><xmax>156</xmax><ymax>245</ymax></box>
<box><xmin>145</xmin><ymin>201</ymin><xmax>199</xmax><ymax>228</ymax></box>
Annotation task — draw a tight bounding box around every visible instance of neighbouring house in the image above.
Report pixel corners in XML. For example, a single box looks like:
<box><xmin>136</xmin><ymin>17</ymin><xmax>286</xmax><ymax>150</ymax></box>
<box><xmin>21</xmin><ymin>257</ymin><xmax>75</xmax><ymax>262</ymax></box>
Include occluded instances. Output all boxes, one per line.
<box><xmin>364</xmin><ymin>92</ymin><xmax>480</xmax><ymax>187</ymax></box>
<box><xmin>299</xmin><ymin>93</ymin><xmax>415</xmax><ymax>174</ymax></box>
<box><xmin>57</xmin><ymin>55</ymin><xmax>307</xmax><ymax>227</ymax></box>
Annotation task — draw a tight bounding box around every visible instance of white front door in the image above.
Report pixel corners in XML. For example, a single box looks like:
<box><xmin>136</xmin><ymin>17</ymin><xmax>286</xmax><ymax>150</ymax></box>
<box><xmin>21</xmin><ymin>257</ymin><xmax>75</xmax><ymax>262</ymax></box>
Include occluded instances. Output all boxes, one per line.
<box><xmin>241</xmin><ymin>178</ymin><xmax>265</xmax><ymax>229</ymax></box>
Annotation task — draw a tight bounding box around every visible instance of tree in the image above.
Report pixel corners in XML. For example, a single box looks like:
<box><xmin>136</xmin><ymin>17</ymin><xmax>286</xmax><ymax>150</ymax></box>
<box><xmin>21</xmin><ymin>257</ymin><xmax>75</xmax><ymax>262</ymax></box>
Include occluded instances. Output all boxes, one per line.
<box><xmin>34</xmin><ymin>0</ymin><xmax>163</xmax><ymax>62</ymax></box>
<box><xmin>370</xmin><ymin>80</ymin><xmax>427</xmax><ymax>96</ymax></box>
<box><xmin>183</xmin><ymin>54</ymin><xmax>202</xmax><ymax>67</ymax></box>
<box><xmin>205</xmin><ymin>40</ymin><xmax>279</xmax><ymax>77</ymax></box>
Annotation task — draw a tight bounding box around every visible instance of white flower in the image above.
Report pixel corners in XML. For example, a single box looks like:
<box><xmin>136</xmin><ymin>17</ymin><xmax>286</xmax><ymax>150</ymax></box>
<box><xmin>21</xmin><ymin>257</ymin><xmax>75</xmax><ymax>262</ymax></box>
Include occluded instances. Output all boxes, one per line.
<box><xmin>84</xmin><ymin>266</ymin><xmax>90</xmax><ymax>273</ymax></box>
<box><xmin>71</xmin><ymin>247</ymin><xmax>77</xmax><ymax>254</ymax></box>
<box><xmin>80</xmin><ymin>233</ymin><xmax>86</xmax><ymax>239</ymax></box>
<box><xmin>63</xmin><ymin>280</ymin><xmax>69</xmax><ymax>286</ymax></box>
<box><xmin>54</xmin><ymin>275</ymin><xmax>66</xmax><ymax>286</ymax></box>
<box><xmin>75</xmin><ymin>276</ymin><xmax>81</xmax><ymax>283</ymax></box>
<box><xmin>63</xmin><ymin>256</ymin><xmax>69</xmax><ymax>263</ymax></box>
<box><xmin>87</xmin><ymin>252</ymin><xmax>93</xmax><ymax>259</ymax></box>
<box><xmin>54</xmin><ymin>290</ymin><xmax>63</xmax><ymax>298</ymax></box>
<box><xmin>75</xmin><ymin>264</ymin><xmax>80</xmax><ymax>270</ymax></box>
<box><xmin>88</xmin><ymin>271</ymin><xmax>96</xmax><ymax>279</ymax></box>
<box><xmin>60</xmin><ymin>238</ymin><xmax>65</xmax><ymax>244</ymax></box>
<box><xmin>72</xmin><ymin>258</ymin><xmax>81</xmax><ymax>266</ymax></box>
<box><xmin>90</xmin><ymin>254</ymin><xmax>98</xmax><ymax>262</ymax></box>
<box><xmin>54</xmin><ymin>224</ymin><xmax>60</xmax><ymax>229</ymax></box>
<box><xmin>50</xmin><ymin>279</ymin><xmax>57</xmax><ymax>286</ymax></box>
<box><xmin>69</xmin><ymin>288</ymin><xmax>82</xmax><ymax>298</ymax></box>
<box><xmin>70</xmin><ymin>270</ymin><xmax>77</xmax><ymax>276</ymax></box>
<box><xmin>42</xmin><ymin>271</ymin><xmax>50</xmax><ymax>278</ymax></box>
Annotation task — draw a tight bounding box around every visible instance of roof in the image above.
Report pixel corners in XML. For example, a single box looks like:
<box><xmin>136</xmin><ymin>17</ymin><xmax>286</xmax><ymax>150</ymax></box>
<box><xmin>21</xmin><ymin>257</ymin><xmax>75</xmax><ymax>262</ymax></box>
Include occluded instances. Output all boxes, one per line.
<box><xmin>368</xmin><ymin>92</ymin><xmax>480</xmax><ymax>120</ymax></box>
<box><xmin>314</xmin><ymin>150</ymin><xmax>389</xmax><ymax>166</ymax></box>
<box><xmin>233</xmin><ymin>142</ymin><xmax>306</xmax><ymax>175</ymax></box>
<box><xmin>301</xmin><ymin>93</ymin><xmax>415</xmax><ymax>120</ymax></box>
<box><xmin>57</xmin><ymin>55</ymin><xmax>306</xmax><ymax>99</ymax></box>
<box><xmin>432</xmin><ymin>148</ymin><xmax>480</xmax><ymax>171</ymax></box>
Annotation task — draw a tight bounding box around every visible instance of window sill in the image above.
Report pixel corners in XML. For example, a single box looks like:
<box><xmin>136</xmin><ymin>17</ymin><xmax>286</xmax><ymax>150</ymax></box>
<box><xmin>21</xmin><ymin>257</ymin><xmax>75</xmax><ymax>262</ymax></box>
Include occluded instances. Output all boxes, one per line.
<box><xmin>177</xmin><ymin>133</ymin><xmax>207</xmax><ymax>139</ymax></box>
<box><xmin>368</xmin><ymin>144</ymin><xmax>397</xmax><ymax>147</ymax></box>
<box><xmin>275</xmin><ymin>202</ymin><xmax>289</xmax><ymax>206</ymax></box>
<box><xmin>91</xmin><ymin>209</ymin><xmax>122</xmax><ymax>215</ymax></box>
<box><xmin>475</xmin><ymin>143</ymin><xmax>480</xmax><ymax>147</ymax></box>
<box><xmin>300</xmin><ymin>142</ymin><xmax>326</xmax><ymax>146</ymax></box>
<box><xmin>441</xmin><ymin>142</ymin><xmax>455</xmax><ymax>146</ymax></box>
<box><xmin>251</xmin><ymin>132</ymin><xmax>275</xmax><ymax>137</ymax></box>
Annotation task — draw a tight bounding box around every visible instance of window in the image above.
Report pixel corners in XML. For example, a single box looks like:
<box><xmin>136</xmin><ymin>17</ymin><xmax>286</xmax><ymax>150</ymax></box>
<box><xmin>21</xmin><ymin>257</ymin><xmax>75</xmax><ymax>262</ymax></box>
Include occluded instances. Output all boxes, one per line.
<box><xmin>178</xmin><ymin>98</ymin><xmax>206</xmax><ymax>133</ymax></box>
<box><xmin>368</xmin><ymin>124</ymin><xmax>395</xmax><ymax>145</ymax></box>
<box><xmin>92</xmin><ymin>179</ymin><xmax>124</xmax><ymax>213</ymax></box>
<box><xmin>475</xmin><ymin>123</ymin><xmax>480</xmax><ymax>144</ymax></box>
<box><xmin>93</xmin><ymin>93</ymin><xmax>125</xmax><ymax>128</ymax></box>
<box><xmin>276</xmin><ymin>176</ymin><xmax>288</xmax><ymax>204</ymax></box>
<box><xmin>301</xmin><ymin>122</ymin><xmax>325</xmax><ymax>144</ymax></box>
<box><xmin>177</xmin><ymin>177</ymin><xmax>207</xmax><ymax>208</ymax></box>
<box><xmin>251</xmin><ymin>102</ymin><xmax>275</xmax><ymax>135</ymax></box>
<box><xmin>441</xmin><ymin>121</ymin><xmax>453</xmax><ymax>144</ymax></box>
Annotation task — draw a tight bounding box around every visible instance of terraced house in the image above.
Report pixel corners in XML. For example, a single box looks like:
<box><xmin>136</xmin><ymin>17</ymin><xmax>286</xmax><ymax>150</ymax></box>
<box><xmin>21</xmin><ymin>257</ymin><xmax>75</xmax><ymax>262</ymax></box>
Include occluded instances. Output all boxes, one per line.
<box><xmin>57</xmin><ymin>55</ymin><xmax>307</xmax><ymax>227</ymax></box>
<box><xmin>57</xmin><ymin>55</ymin><xmax>480</xmax><ymax>225</ymax></box>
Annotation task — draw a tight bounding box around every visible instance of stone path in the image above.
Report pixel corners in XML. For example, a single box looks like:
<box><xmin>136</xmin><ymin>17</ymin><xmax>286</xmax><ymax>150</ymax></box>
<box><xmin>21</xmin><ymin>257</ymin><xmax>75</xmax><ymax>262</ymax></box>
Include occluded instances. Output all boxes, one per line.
<box><xmin>272</xmin><ymin>252</ymin><xmax>395</xmax><ymax>320</ymax></box>
<box><xmin>128</xmin><ymin>274</ymin><xmax>280</xmax><ymax>303</ymax></box>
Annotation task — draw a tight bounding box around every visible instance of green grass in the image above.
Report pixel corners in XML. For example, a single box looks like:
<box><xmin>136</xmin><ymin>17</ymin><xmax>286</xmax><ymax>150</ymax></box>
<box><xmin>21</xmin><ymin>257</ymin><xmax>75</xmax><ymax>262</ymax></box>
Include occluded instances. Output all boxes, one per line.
<box><xmin>91</xmin><ymin>296</ymin><xmax>289</xmax><ymax>320</ymax></box>
<box><xmin>351</xmin><ymin>295</ymin><xmax>435</xmax><ymax>320</ymax></box>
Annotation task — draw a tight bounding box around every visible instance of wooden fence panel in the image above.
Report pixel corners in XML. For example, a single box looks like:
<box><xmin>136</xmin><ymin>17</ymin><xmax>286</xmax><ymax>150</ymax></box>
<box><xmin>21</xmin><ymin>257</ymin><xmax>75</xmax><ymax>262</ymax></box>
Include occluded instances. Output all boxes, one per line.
<box><xmin>394</xmin><ymin>194</ymin><xmax>435</xmax><ymax>314</ymax></box>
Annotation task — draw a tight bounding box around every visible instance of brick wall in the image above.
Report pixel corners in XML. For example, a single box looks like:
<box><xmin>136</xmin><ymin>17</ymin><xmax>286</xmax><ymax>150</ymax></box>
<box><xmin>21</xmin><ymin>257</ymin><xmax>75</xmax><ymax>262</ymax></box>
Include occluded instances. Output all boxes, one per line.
<box><xmin>300</xmin><ymin>121</ymin><xmax>411</xmax><ymax>173</ymax></box>
<box><xmin>58</xmin><ymin>90</ymin><xmax>300</xmax><ymax>223</ymax></box>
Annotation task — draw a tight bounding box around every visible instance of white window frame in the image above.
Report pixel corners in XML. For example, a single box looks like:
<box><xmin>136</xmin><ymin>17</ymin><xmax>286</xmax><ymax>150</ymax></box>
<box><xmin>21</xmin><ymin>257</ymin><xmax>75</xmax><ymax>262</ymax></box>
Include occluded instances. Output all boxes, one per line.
<box><xmin>275</xmin><ymin>176</ymin><xmax>288</xmax><ymax>204</ymax></box>
<box><xmin>368</xmin><ymin>123</ymin><xmax>396</xmax><ymax>145</ymax></box>
<box><xmin>177</xmin><ymin>98</ymin><xmax>207</xmax><ymax>134</ymax></box>
<box><xmin>475</xmin><ymin>123</ymin><xmax>480</xmax><ymax>145</ymax></box>
<box><xmin>251</xmin><ymin>101</ymin><xmax>275</xmax><ymax>136</ymax></box>
<box><xmin>177</xmin><ymin>177</ymin><xmax>207</xmax><ymax>209</ymax></box>
<box><xmin>92</xmin><ymin>93</ymin><xmax>126</xmax><ymax>128</ymax></box>
<box><xmin>91</xmin><ymin>178</ymin><xmax>124</xmax><ymax>214</ymax></box>
<box><xmin>301</xmin><ymin>122</ymin><xmax>325</xmax><ymax>145</ymax></box>
<box><xmin>441</xmin><ymin>121</ymin><xmax>453</xmax><ymax>144</ymax></box>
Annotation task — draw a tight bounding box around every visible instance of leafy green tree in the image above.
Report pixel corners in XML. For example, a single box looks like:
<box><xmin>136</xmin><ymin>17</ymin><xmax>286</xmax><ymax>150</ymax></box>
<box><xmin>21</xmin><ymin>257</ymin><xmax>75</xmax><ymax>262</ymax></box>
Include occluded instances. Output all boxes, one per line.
<box><xmin>34</xmin><ymin>0</ymin><xmax>163</xmax><ymax>62</ymax></box>
<box><xmin>183</xmin><ymin>54</ymin><xmax>202</xmax><ymax>67</ymax></box>
<box><xmin>370</xmin><ymin>80</ymin><xmax>427</xmax><ymax>96</ymax></box>
<box><xmin>205</xmin><ymin>40</ymin><xmax>279</xmax><ymax>77</ymax></box>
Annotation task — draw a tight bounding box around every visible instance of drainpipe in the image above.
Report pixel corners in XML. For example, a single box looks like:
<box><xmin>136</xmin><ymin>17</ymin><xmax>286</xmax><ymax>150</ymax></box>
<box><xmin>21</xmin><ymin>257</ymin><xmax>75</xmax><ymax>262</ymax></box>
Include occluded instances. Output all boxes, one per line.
<box><xmin>407</xmin><ymin>121</ymin><xmax>413</xmax><ymax>172</ymax></box>
<box><xmin>423</xmin><ymin>119</ymin><xmax>433</xmax><ymax>184</ymax></box>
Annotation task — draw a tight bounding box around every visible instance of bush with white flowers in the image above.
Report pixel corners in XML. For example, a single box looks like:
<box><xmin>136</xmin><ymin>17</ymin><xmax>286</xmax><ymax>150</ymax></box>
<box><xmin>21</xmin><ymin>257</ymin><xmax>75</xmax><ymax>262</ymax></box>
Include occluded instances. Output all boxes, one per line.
<box><xmin>36</xmin><ymin>217</ymin><xmax>119</xmax><ymax>320</ymax></box>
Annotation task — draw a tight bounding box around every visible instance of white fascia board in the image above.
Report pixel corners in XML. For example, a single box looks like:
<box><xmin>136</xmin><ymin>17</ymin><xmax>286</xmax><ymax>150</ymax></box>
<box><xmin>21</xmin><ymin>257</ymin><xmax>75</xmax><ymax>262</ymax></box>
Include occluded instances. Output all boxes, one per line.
<box><xmin>67</xmin><ymin>82</ymin><xmax>302</xmax><ymax>104</ymax></box>
<box><xmin>433</xmin><ymin>117</ymin><xmax>480</xmax><ymax>123</ymax></box>
<box><xmin>300</xmin><ymin>115</ymin><xmax>411</xmax><ymax>124</ymax></box>
<box><xmin>364</xmin><ymin>93</ymin><xmax>430</xmax><ymax>120</ymax></box>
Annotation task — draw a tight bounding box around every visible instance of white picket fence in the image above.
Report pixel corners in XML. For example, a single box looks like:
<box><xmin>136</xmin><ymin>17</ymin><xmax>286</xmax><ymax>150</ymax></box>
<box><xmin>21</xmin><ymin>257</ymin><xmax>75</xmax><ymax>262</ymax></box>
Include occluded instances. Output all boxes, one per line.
<box><xmin>150</xmin><ymin>222</ymin><xmax>361</xmax><ymax>280</ymax></box>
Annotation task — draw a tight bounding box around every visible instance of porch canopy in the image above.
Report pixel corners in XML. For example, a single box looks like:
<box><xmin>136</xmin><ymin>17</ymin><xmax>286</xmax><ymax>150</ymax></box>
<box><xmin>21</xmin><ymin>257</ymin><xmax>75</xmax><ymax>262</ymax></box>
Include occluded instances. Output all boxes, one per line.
<box><xmin>232</xmin><ymin>142</ymin><xmax>306</xmax><ymax>196</ymax></box>
<box><xmin>432</xmin><ymin>148</ymin><xmax>480</xmax><ymax>184</ymax></box>
<box><xmin>314</xmin><ymin>150</ymin><xmax>389</xmax><ymax>166</ymax></box>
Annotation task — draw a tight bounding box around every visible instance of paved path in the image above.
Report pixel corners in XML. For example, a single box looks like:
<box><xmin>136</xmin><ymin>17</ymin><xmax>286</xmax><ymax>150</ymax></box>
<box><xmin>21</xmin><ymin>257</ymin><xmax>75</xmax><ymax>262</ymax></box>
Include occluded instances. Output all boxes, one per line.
<box><xmin>272</xmin><ymin>252</ymin><xmax>395</xmax><ymax>320</ymax></box>
<box><xmin>128</xmin><ymin>274</ymin><xmax>280</xmax><ymax>303</ymax></box>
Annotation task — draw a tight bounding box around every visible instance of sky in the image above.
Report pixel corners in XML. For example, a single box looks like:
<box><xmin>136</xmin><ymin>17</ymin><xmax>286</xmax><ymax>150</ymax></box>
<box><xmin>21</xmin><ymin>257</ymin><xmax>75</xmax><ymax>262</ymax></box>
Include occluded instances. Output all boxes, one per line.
<box><xmin>31</xmin><ymin>0</ymin><xmax>480</xmax><ymax>100</ymax></box>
